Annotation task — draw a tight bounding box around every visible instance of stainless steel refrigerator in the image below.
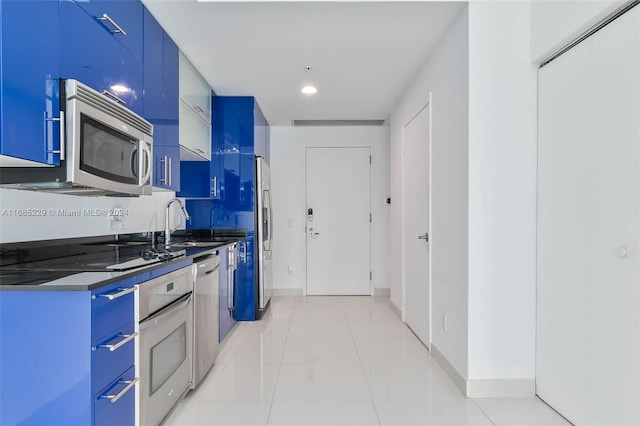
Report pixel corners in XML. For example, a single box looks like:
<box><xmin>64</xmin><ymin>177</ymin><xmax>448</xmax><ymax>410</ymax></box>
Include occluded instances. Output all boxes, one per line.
<box><xmin>256</xmin><ymin>156</ymin><xmax>273</xmax><ymax>318</ymax></box>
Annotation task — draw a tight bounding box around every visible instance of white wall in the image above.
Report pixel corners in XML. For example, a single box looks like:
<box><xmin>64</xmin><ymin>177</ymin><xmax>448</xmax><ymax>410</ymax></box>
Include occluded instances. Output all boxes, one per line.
<box><xmin>269</xmin><ymin>126</ymin><xmax>390</xmax><ymax>293</ymax></box>
<box><xmin>467</xmin><ymin>1</ymin><xmax>538</xmax><ymax>385</ymax></box>
<box><xmin>530</xmin><ymin>0</ymin><xmax>624</xmax><ymax>62</ymax></box>
<box><xmin>0</xmin><ymin>188</ymin><xmax>180</xmax><ymax>243</ymax></box>
<box><xmin>390</xmin><ymin>7</ymin><xmax>469</xmax><ymax>378</ymax></box>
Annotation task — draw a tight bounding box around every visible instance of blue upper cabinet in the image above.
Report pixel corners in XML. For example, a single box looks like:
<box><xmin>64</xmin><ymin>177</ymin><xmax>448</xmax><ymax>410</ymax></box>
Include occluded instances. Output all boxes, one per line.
<box><xmin>0</xmin><ymin>0</ymin><xmax>61</xmax><ymax>165</ymax></box>
<box><xmin>71</xmin><ymin>0</ymin><xmax>143</xmax><ymax>61</ymax></box>
<box><xmin>179</xmin><ymin>91</ymin><xmax>219</xmax><ymax>199</ymax></box>
<box><xmin>60</xmin><ymin>0</ymin><xmax>143</xmax><ymax>115</ymax></box>
<box><xmin>143</xmin><ymin>7</ymin><xmax>180</xmax><ymax>191</ymax></box>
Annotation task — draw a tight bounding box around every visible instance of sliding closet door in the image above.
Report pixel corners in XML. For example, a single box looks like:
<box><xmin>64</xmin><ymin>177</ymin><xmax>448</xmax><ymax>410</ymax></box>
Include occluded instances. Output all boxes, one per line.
<box><xmin>537</xmin><ymin>6</ymin><xmax>640</xmax><ymax>425</ymax></box>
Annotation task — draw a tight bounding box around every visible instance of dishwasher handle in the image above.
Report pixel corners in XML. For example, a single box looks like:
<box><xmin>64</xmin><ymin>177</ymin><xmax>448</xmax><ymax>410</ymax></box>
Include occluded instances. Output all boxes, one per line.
<box><xmin>195</xmin><ymin>254</ymin><xmax>220</xmax><ymax>276</ymax></box>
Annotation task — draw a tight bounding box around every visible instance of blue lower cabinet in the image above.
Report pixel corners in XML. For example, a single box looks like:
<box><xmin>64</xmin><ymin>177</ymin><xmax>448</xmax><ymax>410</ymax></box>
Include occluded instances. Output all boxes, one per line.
<box><xmin>91</xmin><ymin>321</ymin><xmax>136</xmax><ymax>394</ymax></box>
<box><xmin>94</xmin><ymin>366</ymin><xmax>136</xmax><ymax>426</ymax></box>
<box><xmin>234</xmin><ymin>237</ymin><xmax>256</xmax><ymax>321</ymax></box>
<box><xmin>0</xmin><ymin>278</ymin><xmax>140</xmax><ymax>426</ymax></box>
<box><xmin>0</xmin><ymin>0</ymin><xmax>61</xmax><ymax>165</ymax></box>
<box><xmin>0</xmin><ymin>290</ymin><xmax>92</xmax><ymax>425</ymax></box>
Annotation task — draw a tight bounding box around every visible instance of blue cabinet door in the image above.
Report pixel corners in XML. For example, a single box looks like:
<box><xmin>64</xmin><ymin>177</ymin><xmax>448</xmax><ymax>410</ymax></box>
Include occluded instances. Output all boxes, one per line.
<box><xmin>60</xmin><ymin>0</ymin><xmax>143</xmax><ymax>115</ymax></box>
<box><xmin>94</xmin><ymin>366</ymin><xmax>136</xmax><ymax>426</ymax></box>
<box><xmin>234</xmin><ymin>237</ymin><xmax>256</xmax><ymax>321</ymax></box>
<box><xmin>144</xmin><ymin>7</ymin><xmax>179</xmax><ymax>191</ymax></box>
<box><xmin>0</xmin><ymin>0</ymin><xmax>61</xmax><ymax>165</ymax></box>
<box><xmin>71</xmin><ymin>0</ymin><xmax>143</xmax><ymax>61</ymax></box>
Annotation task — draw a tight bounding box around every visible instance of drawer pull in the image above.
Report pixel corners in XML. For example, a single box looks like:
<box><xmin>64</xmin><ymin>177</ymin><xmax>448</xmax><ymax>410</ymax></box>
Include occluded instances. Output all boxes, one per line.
<box><xmin>98</xmin><ymin>13</ymin><xmax>127</xmax><ymax>36</ymax></box>
<box><xmin>99</xmin><ymin>378</ymin><xmax>138</xmax><ymax>404</ymax></box>
<box><xmin>98</xmin><ymin>332</ymin><xmax>138</xmax><ymax>352</ymax></box>
<box><xmin>97</xmin><ymin>286</ymin><xmax>137</xmax><ymax>300</ymax></box>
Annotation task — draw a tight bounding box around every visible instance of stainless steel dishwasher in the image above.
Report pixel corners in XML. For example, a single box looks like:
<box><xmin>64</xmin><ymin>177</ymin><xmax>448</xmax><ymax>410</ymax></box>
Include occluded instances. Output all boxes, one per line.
<box><xmin>191</xmin><ymin>253</ymin><xmax>220</xmax><ymax>389</ymax></box>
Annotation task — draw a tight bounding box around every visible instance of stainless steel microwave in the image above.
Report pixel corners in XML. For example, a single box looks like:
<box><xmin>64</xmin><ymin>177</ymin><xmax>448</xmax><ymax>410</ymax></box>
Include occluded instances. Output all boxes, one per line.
<box><xmin>0</xmin><ymin>79</ymin><xmax>153</xmax><ymax>196</ymax></box>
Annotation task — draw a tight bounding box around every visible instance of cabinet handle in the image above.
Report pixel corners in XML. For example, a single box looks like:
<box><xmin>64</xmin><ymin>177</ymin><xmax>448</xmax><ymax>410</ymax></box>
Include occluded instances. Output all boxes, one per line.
<box><xmin>98</xmin><ymin>13</ymin><xmax>127</xmax><ymax>36</ymax></box>
<box><xmin>44</xmin><ymin>111</ymin><xmax>65</xmax><ymax>161</ymax></box>
<box><xmin>160</xmin><ymin>156</ymin><xmax>168</xmax><ymax>184</ymax></box>
<box><xmin>96</xmin><ymin>286</ymin><xmax>137</xmax><ymax>301</ymax></box>
<box><xmin>211</xmin><ymin>176</ymin><xmax>217</xmax><ymax>197</ymax></box>
<box><xmin>195</xmin><ymin>148</ymin><xmax>205</xmax><ymax>154</ymax></box>
<box><xmin>98</xmin><ymin>332</ymin><xmax>138</xmax><ymax>352</ymax></box>
<box><xmin>59</xmin><ymin>110</ymin><xmax>65</xmax><ymax>161</ymax></box>
<box><xmin>239</xmin><ymin>242</ymin><xmax>247</xmax><ymax>264</ymax></box>
<box><xmin>168</xmin><ymin>156</ymin><xmax>173</xmax><ymax>186</ymax></box>
<box><xmin>101</xmin><ymin>90</ymin><xmax>126</xmax><ymax>105</ymax></box>
<box><xmin>99</xmin><ymin>378</ymin><xmax>138</xmax><ymax>404</ymax></box>
<box><xmin>193</xmin><ymin>105</ymin><xmax>205</xmax><ymax>115</ymax></box>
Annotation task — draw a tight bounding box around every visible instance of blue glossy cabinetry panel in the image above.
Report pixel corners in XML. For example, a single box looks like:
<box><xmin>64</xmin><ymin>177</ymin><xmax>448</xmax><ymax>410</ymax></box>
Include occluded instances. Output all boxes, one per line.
<box><xmin>94</xmin><ymin>366</ymin><xmax>136</xmax><ymax>426</ymax></box>
<box><xmin>0</xmin><ymin>0</ymin><xmax>61</xmax><ymax>165</ymax></box>
<box><xmin>0</xmin><ymin>278</ymin><xmax>138</xmax><ymax>426</ymax></box>
<box><xmin>143</xmin><ymin>7</ymin><xmax>180</xmax><ymax>191</ymax></box>
<box><xmin>60</xmin><ymin>0</ymin><xmax>143</xmax><ymax>115</ymax></box>
<box><xmin>185</xmin><ymin>97</ymin><xmax>269</xmax><ymax>321</ymax></box>
<box><xmin>71</xmin><ymin>0</ymin><xmax>143</xmax><ymax>61</ymax></box>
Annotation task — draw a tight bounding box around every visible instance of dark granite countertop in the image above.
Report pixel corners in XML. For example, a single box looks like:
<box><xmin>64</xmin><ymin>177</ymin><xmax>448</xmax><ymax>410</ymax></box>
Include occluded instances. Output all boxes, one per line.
<box><xmin>0</xmin><ymin>230</ymin><xmax>246</xmax><ymax>291</ymax></box>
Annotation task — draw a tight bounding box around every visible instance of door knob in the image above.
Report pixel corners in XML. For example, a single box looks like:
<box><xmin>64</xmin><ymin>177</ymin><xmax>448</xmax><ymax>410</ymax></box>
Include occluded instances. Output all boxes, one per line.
<box><xmin>418</xmin><ymin>233</ymin><xmax>429</xmax><ymax>241</ymax></box>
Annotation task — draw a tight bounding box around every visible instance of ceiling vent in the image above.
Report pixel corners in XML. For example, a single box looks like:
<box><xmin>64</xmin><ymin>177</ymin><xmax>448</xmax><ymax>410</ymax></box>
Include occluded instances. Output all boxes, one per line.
<box><xmin>292</xmin><ymin>119</ymin><xmax>386</xmax><ymax>126</ymax></box>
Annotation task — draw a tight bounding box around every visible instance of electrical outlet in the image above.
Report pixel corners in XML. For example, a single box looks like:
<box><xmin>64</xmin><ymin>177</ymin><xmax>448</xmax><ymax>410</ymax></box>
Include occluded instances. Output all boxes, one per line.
<box><xmin>443</xmin><ymin>314</ymin><xmax>448</xmax><ymax>332</ymax></box>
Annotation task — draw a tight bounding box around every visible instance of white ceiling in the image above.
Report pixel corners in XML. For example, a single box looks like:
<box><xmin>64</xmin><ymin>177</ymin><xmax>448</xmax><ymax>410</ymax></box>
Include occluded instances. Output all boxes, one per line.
<box><xmin>142</xmin><ymin>1</ymin><xmax>466</xmax><ymax>125</ymax></box>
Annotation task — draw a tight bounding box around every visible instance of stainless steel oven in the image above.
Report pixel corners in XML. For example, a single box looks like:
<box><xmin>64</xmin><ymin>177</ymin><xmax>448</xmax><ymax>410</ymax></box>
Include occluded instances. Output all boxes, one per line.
<box><xmin>138</xmin><ymin>266</ymin><xmax>193</xmax><ymax>426</ymax></box>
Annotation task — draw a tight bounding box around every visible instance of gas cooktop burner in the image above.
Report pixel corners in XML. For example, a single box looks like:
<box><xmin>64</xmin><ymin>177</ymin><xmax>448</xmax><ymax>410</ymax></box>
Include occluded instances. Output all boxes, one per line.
<box><xmin>139</xmin><ymin>248</ymin><xmax>184</xmax><ymax>261</ymax></box>
<box><xmin>105</xmin><ymin>249</ymin><xmax>185</xmax><ymax>271</ymax></box>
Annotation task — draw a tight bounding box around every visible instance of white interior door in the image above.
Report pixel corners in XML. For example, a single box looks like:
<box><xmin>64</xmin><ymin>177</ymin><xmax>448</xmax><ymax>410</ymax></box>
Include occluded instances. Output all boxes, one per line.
<box><xmin>537</xmin><ymin>7</ymin><xmax>640</xmax><ymax>425</ymax></box>
<box><xmin>305</xmin><ymin>147</ymin><xmax>371</xmax><ymax>295</ymax></box>
<box><xmin>402</xmin><ymin>104</ymin><xmax>430</xmax><ymax>347</ymax></box>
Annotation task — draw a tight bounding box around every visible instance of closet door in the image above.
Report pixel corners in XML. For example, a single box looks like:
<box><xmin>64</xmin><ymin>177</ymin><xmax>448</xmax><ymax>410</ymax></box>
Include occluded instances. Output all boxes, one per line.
<box><xmin>537</xmin><ymin>6</ymin><xmax>640</xmax><ymax>425</ymax></box>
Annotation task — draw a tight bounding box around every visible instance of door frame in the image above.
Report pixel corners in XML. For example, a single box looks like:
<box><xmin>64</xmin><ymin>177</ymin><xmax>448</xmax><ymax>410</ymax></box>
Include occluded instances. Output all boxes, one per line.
<box><xmin>303</xmin><ymin>146</ymin><xmax>373</xmax><ymax>296</ymax></box>
<box><xmin>400</xmin><ymin>93</ymin><xmax>433</xmax><ymax>349</ymax></box>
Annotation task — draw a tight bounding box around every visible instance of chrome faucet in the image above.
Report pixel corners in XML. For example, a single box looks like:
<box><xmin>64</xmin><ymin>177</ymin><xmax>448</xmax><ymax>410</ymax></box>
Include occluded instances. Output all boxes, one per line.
<box><xmin>165</xmin><ymin>198</ymin><xmax>190</xmax><ymax>248</ymax></box>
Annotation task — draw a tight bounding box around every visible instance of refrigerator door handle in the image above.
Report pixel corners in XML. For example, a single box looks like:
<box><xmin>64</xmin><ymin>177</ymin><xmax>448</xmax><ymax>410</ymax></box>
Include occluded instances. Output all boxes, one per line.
<box><xmin>263</xmin><ymin>188</ymin><xmax>272</xmax><ymax>253</ymax></box>
<box><xmin>268</xmin><ymin>188</ymin><xmax>273</xmax><ymax>252</ymax></box>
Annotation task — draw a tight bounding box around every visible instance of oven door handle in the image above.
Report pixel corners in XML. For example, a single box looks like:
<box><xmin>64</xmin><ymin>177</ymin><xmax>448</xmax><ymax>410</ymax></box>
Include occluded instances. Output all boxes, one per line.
<box><xmin>139</xmin><ymin>293</ymin><xmax>192</xmax><ymax>330</ymax></box>
<box><xmin>139</xmin><ymin>141</ymin><xmax>152</xmax><ymax>186</ymax></box>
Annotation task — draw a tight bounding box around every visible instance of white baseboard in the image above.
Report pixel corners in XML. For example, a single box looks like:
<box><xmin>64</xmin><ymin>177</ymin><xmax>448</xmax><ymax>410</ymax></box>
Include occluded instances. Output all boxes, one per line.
<box><xmin>431</xmin><ymin>344</ymin><xmax>535</xmax><ymax>398</ymax></box>
<box><xmin>466</xmin><ymin>379</ymin><xmax>535</xmax><ymax>398</ymax></box>
<box><xmin>272</xmin><ymin>288</ymin><xmax>304</xmax><ymax>297</ymax></box>
<box><xmin>373</xmin><ymin>288</ymin><xmax>390</xmax><ymax>297</ymax></box>
<box><xmin>431</xmin><ymin>343</ymin><xmax>468</xmax><ymax>396</ymax></box>
<box><xmin>389</xmin><ymin>299</ymin><xmax>402</xmax><ymax>320</ymax></box>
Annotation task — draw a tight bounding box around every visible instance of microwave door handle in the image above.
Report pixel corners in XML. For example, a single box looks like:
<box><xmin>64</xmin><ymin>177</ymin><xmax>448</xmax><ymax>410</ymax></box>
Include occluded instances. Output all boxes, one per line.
<box><xmin>139</xmin><ymin>142</ymin><xmax>152</xmax><ymax>186</ymax></box>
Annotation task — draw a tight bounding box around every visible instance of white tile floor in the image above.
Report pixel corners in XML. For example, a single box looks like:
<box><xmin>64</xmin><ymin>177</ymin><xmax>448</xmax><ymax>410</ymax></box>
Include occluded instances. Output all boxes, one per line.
<box><xmin>164</xmin><ymin>296</ymin><xmax>571</xmax><ymax>426</ymax></box>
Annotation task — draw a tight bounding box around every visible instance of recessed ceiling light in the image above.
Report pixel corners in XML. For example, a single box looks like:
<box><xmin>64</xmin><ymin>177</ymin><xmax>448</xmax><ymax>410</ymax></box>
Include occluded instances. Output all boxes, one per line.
<box><xmin>301</xmin><ymin>86</ymin><xmax>318</xmax><ymax>95</ymax></box>
<box><xmin>110</xmin><ymin>84</ymin><xmax>130</xmax><ymax>93</ymax></box>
